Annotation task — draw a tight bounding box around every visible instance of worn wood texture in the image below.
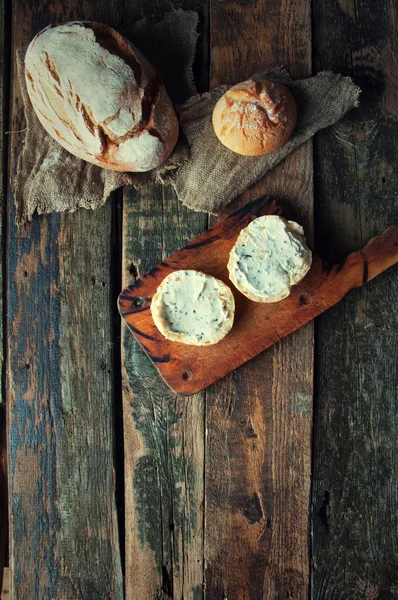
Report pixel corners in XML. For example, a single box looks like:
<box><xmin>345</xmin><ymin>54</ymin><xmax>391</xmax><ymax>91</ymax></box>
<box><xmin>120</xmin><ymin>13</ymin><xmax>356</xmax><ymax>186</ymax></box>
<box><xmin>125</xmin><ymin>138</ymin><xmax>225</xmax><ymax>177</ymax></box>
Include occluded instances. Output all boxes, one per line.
<box><xmin>311</xmin><ymin>0</ymin><xmax>398</xmax><ymax>598</ymax></box>
<box><xmin>205</xmin><ymin>1</ymin><xmax>314</xmax><ymax>598</ymax></box>
<box><xmin>122</xmin><ymin>188</ymin><xmax>207</xmax><ymax>599</ymax></box>
<box><xmin>0</xmin><ymin>0</ymin><xmax>6</xmax><ymax>403</ymax></box>
<box><xmin>120</xmin><ymin>2</ymin><xmax>208</xmax><ymax>597</ymax></box>
<box><xmin>7</xmin><ymin>2</ymin><xmax>123</xmax><ymax>598</ymax></box>
<box><xmin>0</xmin><ymin>0</ymin><xmax>9</xmax><ymax>589</ymax></box>
<box><xmin>0</xmin><ymin>404</ymin><xmax>6</xmax><ymax>594</ymax></box>
<box><xmin>120</xmin><ymin>195</ymin><xmax>397</xmax><ymax>395</ymax></box>
<box><xmin>1</xmin><ymin>567</ymin><xmax>10</xmax><ymax>600</ymax></box>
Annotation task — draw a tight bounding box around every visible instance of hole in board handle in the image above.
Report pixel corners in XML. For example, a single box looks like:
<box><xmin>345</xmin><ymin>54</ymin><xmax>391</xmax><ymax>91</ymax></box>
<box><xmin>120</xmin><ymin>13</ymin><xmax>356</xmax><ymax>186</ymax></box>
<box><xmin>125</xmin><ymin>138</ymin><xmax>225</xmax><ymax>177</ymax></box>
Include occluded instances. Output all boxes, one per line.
<box><xmin>132</xmin><ymin>296</ymin><xmax>147</xmax><ymax>309</ymax></box>
<box><xmin>300</xmin><ymin>293</ymin><xmax>312</xmax><ymax>305</ymax></box>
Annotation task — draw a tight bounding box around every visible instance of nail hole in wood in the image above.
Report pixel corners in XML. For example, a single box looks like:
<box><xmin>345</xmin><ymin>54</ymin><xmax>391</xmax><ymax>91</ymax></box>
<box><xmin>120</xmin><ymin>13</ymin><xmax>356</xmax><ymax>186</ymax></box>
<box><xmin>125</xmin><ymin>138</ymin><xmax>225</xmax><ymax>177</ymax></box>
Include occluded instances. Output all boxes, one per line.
<box><xmin>132</xmin><ymin>296</ymin><xmax>146</xmax><ymax>309</ymax></box>
<box><xmin>182</xmin><ymin>370</ymin><xmax>192</xmax><ymax>381</ymax></box>
<box><xmin>300</xmin><ymin>293</ymin><xmax>312</xmax><ymax>305</ymax></box>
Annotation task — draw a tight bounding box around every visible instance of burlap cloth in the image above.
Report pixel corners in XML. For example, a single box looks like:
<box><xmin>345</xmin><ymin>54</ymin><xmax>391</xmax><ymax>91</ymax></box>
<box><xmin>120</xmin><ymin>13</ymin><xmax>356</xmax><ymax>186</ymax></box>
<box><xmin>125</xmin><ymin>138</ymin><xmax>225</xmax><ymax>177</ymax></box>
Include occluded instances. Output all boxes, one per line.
<box><xmin>14</xmin><ymin>10</ymin><xmax>360</xmax><ymax>225</ymax></box>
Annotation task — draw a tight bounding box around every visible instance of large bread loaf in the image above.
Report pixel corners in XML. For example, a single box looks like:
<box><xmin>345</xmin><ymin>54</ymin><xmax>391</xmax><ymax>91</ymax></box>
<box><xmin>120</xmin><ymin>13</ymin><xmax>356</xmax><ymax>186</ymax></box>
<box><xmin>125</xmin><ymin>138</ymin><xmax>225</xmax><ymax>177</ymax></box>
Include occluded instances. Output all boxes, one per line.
<box><xmin>25</xmin><ymin>22</ymin><xmax>179</xmax><ymax>172</ymax></box>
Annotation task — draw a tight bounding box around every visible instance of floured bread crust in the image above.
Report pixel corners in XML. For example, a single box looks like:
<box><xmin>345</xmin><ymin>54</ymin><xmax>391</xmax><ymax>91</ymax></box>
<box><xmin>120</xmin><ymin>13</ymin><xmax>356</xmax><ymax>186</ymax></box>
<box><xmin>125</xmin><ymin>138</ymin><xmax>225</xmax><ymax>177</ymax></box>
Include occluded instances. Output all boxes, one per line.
<box><xmin>151</xmin><ymin>270</ymin><xmax>235</xmax><ymax>346</ymax></box>
<box><xmin>228</xmin><ymin>215</ymin><xmax>312</xmax><ymax>303</ymax></box>
<box><xmin>212</xmin><ymin>79</ymin><xmax>297</xmax><ymax>156</ymax></box>
<box><xmin>25</xmin><ymin>22</ymin><xmax>179</xmax><ymax>172</ymax></box>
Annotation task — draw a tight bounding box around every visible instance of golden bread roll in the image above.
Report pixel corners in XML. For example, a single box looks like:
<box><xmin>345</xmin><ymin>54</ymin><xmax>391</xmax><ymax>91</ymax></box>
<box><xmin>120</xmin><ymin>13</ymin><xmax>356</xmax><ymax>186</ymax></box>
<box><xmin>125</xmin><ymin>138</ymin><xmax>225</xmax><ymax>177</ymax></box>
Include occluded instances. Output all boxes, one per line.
<box><xmin>25</xmin><ymin>22</ymin><xmax>179</xmax><ymax>172</ymax></box>
<box><xmin>212</xmin><ymin>79</ymin><xmax>297</xmax><ymax>156</ymax></box>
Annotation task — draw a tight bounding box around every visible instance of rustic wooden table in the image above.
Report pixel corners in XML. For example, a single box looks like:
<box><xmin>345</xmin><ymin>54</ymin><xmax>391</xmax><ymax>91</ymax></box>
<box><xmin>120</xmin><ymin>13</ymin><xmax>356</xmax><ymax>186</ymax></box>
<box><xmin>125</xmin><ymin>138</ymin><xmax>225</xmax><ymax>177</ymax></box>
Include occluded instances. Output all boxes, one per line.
<box><xmin>0</xmin><ymin>0</ymin><xmax>397</xmax><ymax>599</ymax></box>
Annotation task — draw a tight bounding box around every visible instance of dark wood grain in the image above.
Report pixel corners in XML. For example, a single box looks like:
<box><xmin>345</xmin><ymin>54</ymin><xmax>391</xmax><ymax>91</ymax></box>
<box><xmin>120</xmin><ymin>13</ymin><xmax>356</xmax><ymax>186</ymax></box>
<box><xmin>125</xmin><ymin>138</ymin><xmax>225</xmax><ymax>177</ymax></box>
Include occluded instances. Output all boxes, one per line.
<box><xmin>0</xmin><ymin>0</ymin><xmax>9</xmax><ymax>590</ymax></box>
<box><xmin>204</xmin><ymin>1</ymin><xmax>314</xmax><ymax>598</ymax></box>
<box><xmin>120</xmin><ymin>196</ymin><xmax>398</xmax><ymax>394</ymax></box>
<box><xmin>0</xmin><ymin>0</ymin><xmax>5</xmax><ymax>403</ymax></box>
<box><xmin>0</xmin><ymin>404</ymin><xmax>7</xmax><ymax>595</ymax></box>
<box><xmin>120</xmin><ymin>2</ymin><xmax>208</xmax><ymax>597</ymax></box>
<box><xmin>7</xmin><ymin>3</ymin><xmax>123</xmax><ymax>598</ymax></box>
<box><xmin>311</xmin><ymin>0</ymin><xmax>398</xmax><ymax>598</ymax></box>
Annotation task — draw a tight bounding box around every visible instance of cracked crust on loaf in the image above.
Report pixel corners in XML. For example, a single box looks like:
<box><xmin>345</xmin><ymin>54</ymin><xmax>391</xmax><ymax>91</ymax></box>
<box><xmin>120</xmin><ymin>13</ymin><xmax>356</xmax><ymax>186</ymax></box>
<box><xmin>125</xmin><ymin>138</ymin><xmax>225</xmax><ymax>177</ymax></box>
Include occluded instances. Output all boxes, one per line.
<box><xmin>25</xmin><ymin>21</ymin><xmax>179</xmax><ymax>172</ymax></box>
<box><xmin>212</xmin><ymin>79</ymin><xmax>297</xmax><ymax>156</ymax></box>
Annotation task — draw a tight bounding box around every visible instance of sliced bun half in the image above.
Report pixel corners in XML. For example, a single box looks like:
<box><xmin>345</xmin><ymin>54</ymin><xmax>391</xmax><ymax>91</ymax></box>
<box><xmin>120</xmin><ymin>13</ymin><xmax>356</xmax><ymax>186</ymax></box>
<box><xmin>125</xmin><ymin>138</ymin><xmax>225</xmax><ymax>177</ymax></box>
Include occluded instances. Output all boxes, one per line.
<box><xmin>228</xmin><ymin>215</ymin><xmax>312</xmax><ymax>302</ymax></box>
<box><xmin>151</xmin><ymin>270</ymin><xmax>235</xmax><ymax>346</ymax></box>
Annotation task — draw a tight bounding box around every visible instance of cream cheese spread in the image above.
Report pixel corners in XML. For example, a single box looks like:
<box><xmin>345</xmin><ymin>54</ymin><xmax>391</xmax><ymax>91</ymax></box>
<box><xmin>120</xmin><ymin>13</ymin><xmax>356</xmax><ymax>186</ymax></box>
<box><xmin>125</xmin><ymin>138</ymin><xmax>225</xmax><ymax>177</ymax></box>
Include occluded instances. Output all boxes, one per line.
<box><xmin>151</xmin><ymin>270</ymin><xmax>235</xmax><ymax>346</ymax></box>
<box><xmin>228</xmin><ymin>215</ymin><xmax>312</xmax><ymax>302</ymax></box>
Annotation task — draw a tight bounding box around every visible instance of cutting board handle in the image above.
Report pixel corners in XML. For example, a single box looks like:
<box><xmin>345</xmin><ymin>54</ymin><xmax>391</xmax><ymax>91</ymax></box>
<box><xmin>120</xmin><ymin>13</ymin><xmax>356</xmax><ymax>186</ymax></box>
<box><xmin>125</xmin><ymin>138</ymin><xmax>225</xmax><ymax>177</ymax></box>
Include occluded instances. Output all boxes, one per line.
<box><xmin>359</xmin><ymin>225</ymin><xmax>398</xmax><ymax>285</ymax></box>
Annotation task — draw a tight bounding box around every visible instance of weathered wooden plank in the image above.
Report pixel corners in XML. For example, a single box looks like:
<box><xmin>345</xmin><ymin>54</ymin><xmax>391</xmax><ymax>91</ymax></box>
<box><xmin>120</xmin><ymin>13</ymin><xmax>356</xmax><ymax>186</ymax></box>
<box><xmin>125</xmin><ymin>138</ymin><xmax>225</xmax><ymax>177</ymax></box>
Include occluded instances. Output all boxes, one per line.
<box><xmin>0</xmin><ymin>404</ymin><xmax>7</xmax><ymax>594</ymax></box>
<box><xmin>204</xmin><ymin>1</ymin><xmax>314</xmax><ymax>598</ymax></box>
<box><xmin>0</xmin><ymin>0</ymin><xmax>9</xmax><ymax>589</ymax></box>
<box><xmin>7</xmin><ymin>3</ymin><xmax>123</xmax><ymax>598</ymax></box>
<box><xmin>311</xmin><ymin>0</ymin><xmax>398</xmax><ymax>597</ymax></box>
<box><xmin>120</xmin><ymin>3</ymin><xmax>208</xmax><ymax>598</ymax></box>
<box><xmin>0</xmin><ymin>0</ymin><xmax>7</xmax><ymax>403</ymax></box>
<box><xmin>122</xmin><ymin>188</ymin><xmax>207</xmax><ymax>599</ymax></box>
<box><xmin>1</xmin><ymin>566</ymin><xmax>9</xmax><ymax>599</ymax></box>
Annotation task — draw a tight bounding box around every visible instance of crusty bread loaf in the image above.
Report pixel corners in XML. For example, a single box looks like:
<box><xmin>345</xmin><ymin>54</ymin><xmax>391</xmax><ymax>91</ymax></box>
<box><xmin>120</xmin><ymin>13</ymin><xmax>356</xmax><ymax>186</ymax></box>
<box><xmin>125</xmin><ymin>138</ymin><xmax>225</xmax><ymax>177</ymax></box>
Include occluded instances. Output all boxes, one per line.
<box><xmin>151</xmin><ymin>270</ymin><xmax>235</xmax><ymax>346</ymax></box>
<box><xmin>228</xmin><ymin>215</ymin><xmax>312</xmax><ymax>302</ymax></box>
<box><xmin>212</xmin><ymin>79</ymin><xmax>297</xmax><ymax>156</ymax></box>
<box><xmin>25</xmin><ymin>22</ymin><xmax>179</xmax><ymax>172</ymax></box>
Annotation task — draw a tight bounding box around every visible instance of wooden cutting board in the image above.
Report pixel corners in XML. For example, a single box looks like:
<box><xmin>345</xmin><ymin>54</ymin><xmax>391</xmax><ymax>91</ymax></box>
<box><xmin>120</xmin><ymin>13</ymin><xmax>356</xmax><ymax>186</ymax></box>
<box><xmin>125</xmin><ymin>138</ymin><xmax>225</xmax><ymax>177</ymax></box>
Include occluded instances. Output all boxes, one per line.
<box><xmin>118</xmin><ymin>196</ymin><xmax>398</xmax><ymax>395</ymax></box>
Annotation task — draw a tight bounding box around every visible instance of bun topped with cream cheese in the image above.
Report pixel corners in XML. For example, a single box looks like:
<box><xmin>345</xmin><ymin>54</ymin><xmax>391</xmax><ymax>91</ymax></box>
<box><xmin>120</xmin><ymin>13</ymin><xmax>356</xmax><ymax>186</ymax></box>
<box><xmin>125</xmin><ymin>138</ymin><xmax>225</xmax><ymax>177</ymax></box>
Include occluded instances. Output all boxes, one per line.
<box><xmin>228</xmin><ymin>215</ymin><xmax>312</xmax><ymax>303</ymax></box>
<box><xmin>151</xmin><ymin>270</ymin><xmax>235</xmax><ymax>345</ymax></box>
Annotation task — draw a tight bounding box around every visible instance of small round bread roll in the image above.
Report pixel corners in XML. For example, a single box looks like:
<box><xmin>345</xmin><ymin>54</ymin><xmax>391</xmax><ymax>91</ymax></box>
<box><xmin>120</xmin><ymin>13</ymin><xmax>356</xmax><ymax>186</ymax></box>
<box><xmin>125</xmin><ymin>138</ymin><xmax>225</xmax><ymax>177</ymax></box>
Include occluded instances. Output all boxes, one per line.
<box><xmin>212</xmin><ymin>79</ymin><xmax>297</xmax><ymax>156</ymax></box>
<box><xmin>25</xmin><ymin>22</ymin><xmax>179</xmax><ymax>172</ymax></box>
<box><xmin>151</xmin><ymin>270</ymin><xmax>235</xmax><ymax>346</ymax></box>
<box><xmin>228</xmin><ymin>215</ymin><xmax>312</xmax><ymax>303</ymax></box>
